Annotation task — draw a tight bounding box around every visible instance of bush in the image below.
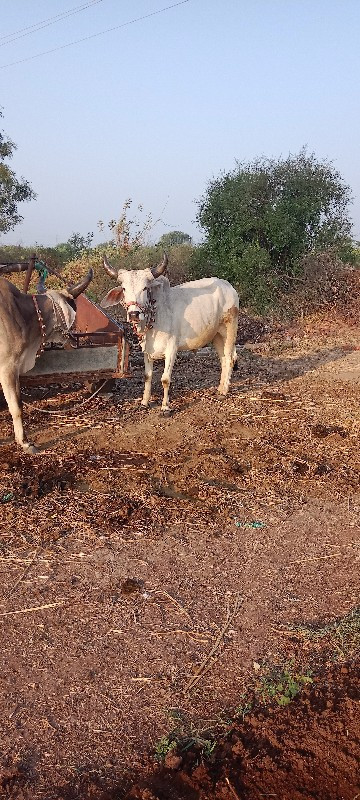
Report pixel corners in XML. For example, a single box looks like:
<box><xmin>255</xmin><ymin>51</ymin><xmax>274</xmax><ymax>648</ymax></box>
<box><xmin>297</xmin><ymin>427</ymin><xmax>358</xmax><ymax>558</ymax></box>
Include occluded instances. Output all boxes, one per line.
<box><xmin>191</xmin><ymin>241</ymin><xmax>279</xmax><ymax>312</ymax></box>
<box><xmin>194</xmin><ymin>149</ymin><xmax>354</xmax><ymax>312</ymax></box>
<box><xmin>0</xmin><ymin>243</ymin><xmax>61</xmax><ymax>270</ymax></box>
<box><xmin>283</xmin><ymin>252</ymin><xmax>359</xmax><ymax>317</ymax></box>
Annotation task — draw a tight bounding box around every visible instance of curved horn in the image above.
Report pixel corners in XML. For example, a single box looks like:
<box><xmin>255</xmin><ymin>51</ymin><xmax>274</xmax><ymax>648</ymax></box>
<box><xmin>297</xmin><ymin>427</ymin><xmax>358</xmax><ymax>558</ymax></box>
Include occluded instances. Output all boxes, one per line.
<box><xmin>151</xmin><ymin>252</ymin><xmax>168</xmax><ymax>279</ymax></box>
<box><xmin>103</xmin><ymin>255</ymin><xmax>118</xmax><ymax>279</ymax></box>
<box><xmin>67</xmin><ymin>268</ymin><xmax>93</xmax><ymax>298</ymax></box>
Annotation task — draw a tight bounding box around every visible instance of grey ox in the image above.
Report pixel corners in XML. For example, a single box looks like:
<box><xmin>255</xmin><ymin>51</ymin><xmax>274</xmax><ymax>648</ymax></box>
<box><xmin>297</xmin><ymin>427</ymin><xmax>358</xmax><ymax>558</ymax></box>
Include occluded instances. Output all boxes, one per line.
<box><xmin>101</xmin><ymin>254</ymin><xmax>239</xmax><ymax>413</ymax></box>
<box><xmin>0</xmin><ymin>269</ymin><xmax>93</xmax><ymax>453</ymax></box>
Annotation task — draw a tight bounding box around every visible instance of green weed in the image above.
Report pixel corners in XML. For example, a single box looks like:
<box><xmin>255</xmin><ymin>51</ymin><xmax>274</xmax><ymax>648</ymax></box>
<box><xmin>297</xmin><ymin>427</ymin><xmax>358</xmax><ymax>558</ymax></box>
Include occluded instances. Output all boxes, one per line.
<box><xmin>259</xmin><ymin>664</ymin><xmax>312</xmax><ymax>707</ymax></box>
<box><xmin>154</xmin><ymin>736</ymin><xmax>177</xmax><ymax>761</ymax></box>
<box><xmin>182</xmin><ymin>736</ymin><xmax>216</xmax><ymax>759</ymax></box>
<box><xmin>235</xmin><ymin>694</ymin><xmax>253</xmax><ymax>720</ymax></box>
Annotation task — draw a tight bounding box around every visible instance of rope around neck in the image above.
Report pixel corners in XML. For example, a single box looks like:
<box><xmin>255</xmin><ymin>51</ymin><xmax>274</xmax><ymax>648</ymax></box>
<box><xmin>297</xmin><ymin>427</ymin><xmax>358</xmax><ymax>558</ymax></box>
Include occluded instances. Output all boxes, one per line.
<box><xmin>32</xmin><ymin>294</ymin><xmax>70</xmax><ymax>359</ymax></box>
<box><xmin>32</xmin><ymin>296</ymin><xmax>47</xmax><ymax>359</ymax></box>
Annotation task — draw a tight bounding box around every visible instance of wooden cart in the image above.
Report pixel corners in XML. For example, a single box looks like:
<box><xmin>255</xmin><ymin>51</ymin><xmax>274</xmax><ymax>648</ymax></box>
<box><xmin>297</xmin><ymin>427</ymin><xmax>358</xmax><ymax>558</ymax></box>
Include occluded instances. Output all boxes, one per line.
<box><xmin>0</xmin><ymin>256</ymin><xmax>130</xmax><ymax>388</ymax></box>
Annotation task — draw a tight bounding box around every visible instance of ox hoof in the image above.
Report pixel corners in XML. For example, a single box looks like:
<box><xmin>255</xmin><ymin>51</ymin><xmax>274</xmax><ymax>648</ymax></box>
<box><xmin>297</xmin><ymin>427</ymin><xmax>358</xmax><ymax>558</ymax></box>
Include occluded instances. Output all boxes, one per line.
<box><xmin>23</xmin><ymin>442</ymin><xmax>39</xmax><ymax>455</ymax></box>
<box><xmin>161</xmin><ymin>408</ymin><xmax>172</xmax><ymax>418</ymax></box>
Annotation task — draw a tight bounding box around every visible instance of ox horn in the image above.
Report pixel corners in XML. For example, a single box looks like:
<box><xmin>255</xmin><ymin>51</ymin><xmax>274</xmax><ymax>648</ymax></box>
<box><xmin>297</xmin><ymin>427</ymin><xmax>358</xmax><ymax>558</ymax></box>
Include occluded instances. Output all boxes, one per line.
<box><xmin>151</xmin><ymin>252</ymin><xmax>168</xmax><ymax>279</ymax></box>
<box><xmin>103</xmin><ymin>255</ymin><xmax>118</xmax><ymax>279</ymax></box>
<box><xmin>67</xmin><ymin>268</ymin><xmax>93</xmax><ymax>298</ymax></box>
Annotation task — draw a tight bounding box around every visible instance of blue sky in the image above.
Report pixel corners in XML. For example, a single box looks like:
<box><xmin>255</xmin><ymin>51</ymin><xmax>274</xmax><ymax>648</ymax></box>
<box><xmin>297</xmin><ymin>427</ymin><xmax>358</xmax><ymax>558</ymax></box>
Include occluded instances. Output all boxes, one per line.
<box><xmin>1</xmin><ymin>0</ymin><xmax>360</xmax><ymax>246</ymax></box>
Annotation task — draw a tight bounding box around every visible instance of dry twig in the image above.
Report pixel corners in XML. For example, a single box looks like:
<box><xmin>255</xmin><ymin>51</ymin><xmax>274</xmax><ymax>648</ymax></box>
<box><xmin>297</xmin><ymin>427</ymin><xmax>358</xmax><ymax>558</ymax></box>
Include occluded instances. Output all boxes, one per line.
<box><xmin>5</xmin><ymin>547</ymin><xmax>41</xmax><ymax>599</ymax></box>
<box><xmin>0</xmin><ymin>601</ymin><xmax>64</xmax><ymax>617</ymax></box>
<box><xmin>290</xmin><ymin>552</ymin><xmax>344</xmax><ymax>564</ymax></box>
<box><xmin>225</xmin><ymin>776</ymin><xmax>242</xmax><ymax>800</ymax></box>
<box><xmin>149</xmin><ymin>628</ymin><xmax>211</xmax><ymax>643</ymax></box>
<box><xmin>185</xmin><ymin>593</ymin><xmax>243</xmax><ymax>693</ymax></box>
<box><xmin>150</xmin><ymin>589</ymin><xmax>192</xmax><ymax>621</ymax></box>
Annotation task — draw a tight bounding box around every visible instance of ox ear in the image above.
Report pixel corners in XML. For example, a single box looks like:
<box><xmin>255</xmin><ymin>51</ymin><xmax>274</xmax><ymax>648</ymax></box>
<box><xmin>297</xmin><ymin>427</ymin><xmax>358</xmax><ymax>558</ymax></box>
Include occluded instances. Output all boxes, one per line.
<box><xmin>100</xmin><ymin>287</ymin><xmax>124</xmax><ymax>309</ymax></box>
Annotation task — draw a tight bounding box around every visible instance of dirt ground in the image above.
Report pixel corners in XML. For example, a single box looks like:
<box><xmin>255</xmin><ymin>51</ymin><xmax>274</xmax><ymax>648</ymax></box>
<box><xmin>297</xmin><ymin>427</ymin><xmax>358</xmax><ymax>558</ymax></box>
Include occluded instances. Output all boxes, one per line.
<box><xmin>0</xmin><ymin>306</ymin><xmax>359</xmax><ymax>799</ymax></box>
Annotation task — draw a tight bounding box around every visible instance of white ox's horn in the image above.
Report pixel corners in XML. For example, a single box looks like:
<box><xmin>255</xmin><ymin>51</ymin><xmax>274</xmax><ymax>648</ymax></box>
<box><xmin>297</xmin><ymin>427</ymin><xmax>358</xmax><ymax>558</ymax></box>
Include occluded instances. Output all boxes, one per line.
<box><xmin>68</xmin><ymin>268</ymin><xmax>93</xmax><ymax>298</ymax></box>
<box><xmin>151</xmin><ymin>252</ymin><xmax>168</xmax><ymax>279</ymax></box>
<box><xmin>103</xmin><ymin>255</ymin><xmax>118</xmax><ymax>279</ymax></box>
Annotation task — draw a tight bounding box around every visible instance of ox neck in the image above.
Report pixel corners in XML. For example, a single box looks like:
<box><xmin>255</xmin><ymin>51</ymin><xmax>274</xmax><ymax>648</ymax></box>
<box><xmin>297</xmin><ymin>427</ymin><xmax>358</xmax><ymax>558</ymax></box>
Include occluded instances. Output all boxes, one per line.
<box><xmin>32</xmin><ymin>294</ymin><xmax>57</xmax><ymax>334</ymax></box>
<box><xmin>32</xmin><ymin>293</ymin><xmax>71</xmax><ymax>347</ymax></box>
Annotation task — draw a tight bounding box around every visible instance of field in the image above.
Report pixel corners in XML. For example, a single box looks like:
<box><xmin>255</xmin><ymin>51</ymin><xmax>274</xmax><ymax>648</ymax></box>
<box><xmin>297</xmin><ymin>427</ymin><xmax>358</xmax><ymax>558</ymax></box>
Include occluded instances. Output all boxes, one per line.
<box><xmin>0</xmin><ymin>305</ymin><xmax>359</xmax><ymax>799</ymax></box>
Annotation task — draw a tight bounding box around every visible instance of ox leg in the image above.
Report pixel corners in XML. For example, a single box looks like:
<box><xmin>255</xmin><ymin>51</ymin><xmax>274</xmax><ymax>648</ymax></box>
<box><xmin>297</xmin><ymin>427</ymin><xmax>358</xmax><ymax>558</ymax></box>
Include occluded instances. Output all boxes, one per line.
<box><xmin>161</xmin><ymin>346</ymin><xmax>177</xmax><ymax>415</ymax></box>
<box><xmin>213</xmin><ymin>320</ymin><xmax>238</xmax><ymax>396</ymax></box>
<box><xmin>141</xmin><ymin>353</ymin><xmax>153</xmax><ymax>407</ymax></box>
<box><xmin>212</xmin><ymin>333</ymin><xmax>226</xmax><ymax>392</ymax></box>
<box><xmin>232</xmin><ymin>345</ymin><xmax>238</xmax><ymax>370</ymax></box>
<box><xmin>220</xmin><ymin>317</ymin><xmax>238</xmax><ymax>395</ymax></box>
<box><xmin>0</xmin><ymin>370</ymin><xmax>37</xmax><ymax>454</ymax></box>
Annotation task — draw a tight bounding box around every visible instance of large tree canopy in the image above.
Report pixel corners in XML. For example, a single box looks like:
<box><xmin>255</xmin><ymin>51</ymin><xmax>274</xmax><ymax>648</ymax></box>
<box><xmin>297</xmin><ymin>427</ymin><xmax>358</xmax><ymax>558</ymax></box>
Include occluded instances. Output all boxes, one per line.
<box><xmin>157</xmin><ymin>230</ymin><xmax>192</xmax><ymax>247</ymax></box>
<box><xmin>0</xmin><ymin>112</ymin><xmax>36</xmax><ymax>234</ymax></box>
<box><xmin>195</xmin><ymin>150</ymin><xmax>353</xmax><ymax>307</ymax></box>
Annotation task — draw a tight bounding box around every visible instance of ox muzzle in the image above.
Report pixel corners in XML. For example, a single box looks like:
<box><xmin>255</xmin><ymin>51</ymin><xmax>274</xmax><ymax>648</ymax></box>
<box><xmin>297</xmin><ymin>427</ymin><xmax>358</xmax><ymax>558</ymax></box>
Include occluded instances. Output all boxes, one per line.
<box><xmin>126</xmin><ymin>302</ymin><xmax>147</xmax><ymax>328</ymax></box>
<box><xmin>125</xmin><ymin>298</ymin><xmax>155</xmax><ymax>337</ymax></box>
<box><xmin>128</xmin><ymin>308</ymin><xmax>141</xmax><ymax>322</ymax></box>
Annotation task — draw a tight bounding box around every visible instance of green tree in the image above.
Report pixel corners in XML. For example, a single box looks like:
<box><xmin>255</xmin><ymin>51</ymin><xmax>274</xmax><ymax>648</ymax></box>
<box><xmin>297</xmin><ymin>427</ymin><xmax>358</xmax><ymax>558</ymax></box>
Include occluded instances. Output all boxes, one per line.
<box><xmin>157</xmin><ymin>230</ymin><xmax>192</xmax><ymax>247</ymax></box>
<box><xmin>194</xmin><ymin>149</ymin><xmax>353</xmax><ymax>308</ymax></box>
<box><xmin>54</xmin><ymin>231</ymin><xmax>93</xmax><ymax>264</ymax></box>
<box><xmin>0</xmin><ymin>112</ymin><xmax>36</xmax><ymax>233</ymax></box>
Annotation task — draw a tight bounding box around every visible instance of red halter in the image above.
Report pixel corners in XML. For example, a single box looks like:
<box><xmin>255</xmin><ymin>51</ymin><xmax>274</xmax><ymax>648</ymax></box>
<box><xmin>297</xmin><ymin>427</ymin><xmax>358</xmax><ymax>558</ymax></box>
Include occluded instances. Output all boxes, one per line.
<box><xmin>122</xmin><ymin>293</ymin><xmax>156</xmax><ymax>338</ymax></box>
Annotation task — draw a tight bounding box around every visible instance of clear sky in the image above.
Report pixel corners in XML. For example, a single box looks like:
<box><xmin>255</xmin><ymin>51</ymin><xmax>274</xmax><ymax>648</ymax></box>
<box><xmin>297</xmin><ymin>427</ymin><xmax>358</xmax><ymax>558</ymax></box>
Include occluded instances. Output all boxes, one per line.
<box><xmin>1</xmin><ymin>0</ymin><xmax>360</xmax><ymax>247</ymax></box>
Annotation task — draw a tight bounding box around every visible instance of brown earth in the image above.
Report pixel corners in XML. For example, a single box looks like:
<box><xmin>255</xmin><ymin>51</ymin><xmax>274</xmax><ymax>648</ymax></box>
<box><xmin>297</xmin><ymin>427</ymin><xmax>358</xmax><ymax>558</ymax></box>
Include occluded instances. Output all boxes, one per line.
<box><xmin>0</xmin><ymin>305</ymin><xmax>359</xmax><ymax>799</ymax></box>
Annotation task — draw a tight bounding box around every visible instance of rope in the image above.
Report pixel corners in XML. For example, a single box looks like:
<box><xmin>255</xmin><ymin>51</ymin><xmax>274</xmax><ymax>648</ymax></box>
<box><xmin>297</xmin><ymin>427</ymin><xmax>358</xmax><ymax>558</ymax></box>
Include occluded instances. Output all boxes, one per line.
<box><xmin>32</xmin><ymin>297</ymin><xmax>47</xmax><ymax>359</ymax></box>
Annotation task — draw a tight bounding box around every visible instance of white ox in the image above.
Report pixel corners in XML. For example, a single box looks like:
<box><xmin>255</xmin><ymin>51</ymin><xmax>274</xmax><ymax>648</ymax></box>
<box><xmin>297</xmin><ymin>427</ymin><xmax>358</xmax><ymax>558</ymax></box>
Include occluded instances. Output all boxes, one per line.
<box><xmin>101</xmin><ymin>255</ymin><xmax>239</xmax><ymax>414</ymax></box>
<box><xmin>0</xmin><ymin>269</ymin><xmax>93</xmax><ymax>453</ymax></box>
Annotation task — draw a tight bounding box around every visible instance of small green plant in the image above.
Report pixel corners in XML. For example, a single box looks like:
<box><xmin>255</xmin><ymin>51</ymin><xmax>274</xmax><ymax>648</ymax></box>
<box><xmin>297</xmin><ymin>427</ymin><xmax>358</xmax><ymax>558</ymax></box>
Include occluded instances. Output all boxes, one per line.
<box><xmin>235</xmin><ymin>700</ymin><xmax>253</xmax><ymax>720</ymax></box>
<box><xmin>167</xmin><ymin>708</ymin><xmax>185</xmax><ymax>723</ymax></box>
<box><xmin>260</xmin><ymin>664</ymin><xmax>312</xmax><ymax>707</ymax></box>
<box><xmin>1</xmin><ymin>492</ymin><xmax>14</xmax><ymax>503</ymax></box>
<box><xmin>182</xmin><ymin>736</ymin><xmax>216</xmax><ymax>759</ymax></box>
<box><xmin>157</xmin><ymin>658</ymin><xmax>315</xmax><ymax>770</ymax></box>
<box><xmin>154</xmin><ymin>735</ymin><xmax>177</xmax><ymax>761</ymax></box>
<box><xmin>235</xmin><ymin>692</ymin><xmax>253</xmax><ymax>720</ymax></box>
<box><xmin>202</xmin><ymin>738</ymin><xmax>216</xmax><ymax>759</ymax></box>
